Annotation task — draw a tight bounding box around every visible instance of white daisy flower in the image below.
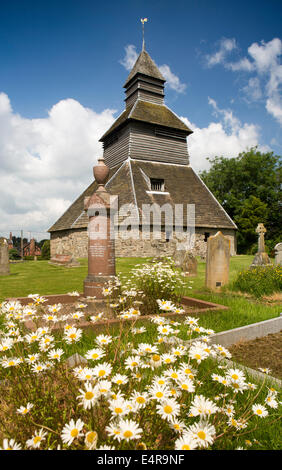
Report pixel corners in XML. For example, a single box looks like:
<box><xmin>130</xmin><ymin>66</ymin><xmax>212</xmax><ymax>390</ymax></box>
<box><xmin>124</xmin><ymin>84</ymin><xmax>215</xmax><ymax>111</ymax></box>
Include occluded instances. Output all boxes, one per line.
<box><xmin>112</xmin><ymin>374</ymin><xmax>129</xmax><ymax>385</ymax></box>
<box><xmin>156</xmin><ymin>398</ymin><xmax>181</xmax><ymax>421</ymax></box>
<box><xmin>92</xmin><ymin>362</ymin><xmax>112</xmax><ymax>379</ymax></box>
<box><xmin>85</xmin><ymin>348</ymin><xmax>106</xmax><ymax>361</ymax></box>
<box><xmin>252</xmin><ymin>404</ymin><xmax>269</xmax><ymax>418</ymax></box>
<box><xmin>17</xmin><ymin>403</ymin><xmax>34</xmax><ymax>415</ymax></box>
<box><xmin>26</xmin><ymin>428</ymin><xmax>47</xmax><ymax>449</ymax></box>
<box><xmin>118</xmin><ymin>419</ymin><xmax>143</xmax><ymax>441</ymax></box>
<box><xmin>0</xmin><ymin>438</ymin><xmax>22</xmax><ymax>450</ymax></box>
<box><xmin>175</xmin><ymin>432</ymin><xmax>198</xmax><ymax>450</ymax></box>
<box><xmin>188</xmin><ymin>421</ymin><xmax>216</xmax><ymax>448</ymax></box>
<box><xmin>61</xmin><ymin>418</ymin><xmax>84</xmax><ymax>446</ymax></box>
<box><xmin>189</xmin><ymin>395</ymin><xmax>219</xmax><ymax>417</ymax></box>
<box><xmin>77</xmin><ymin>382</ymin><xmax>97</xmax><ymax>409</ymax></box>
<box><xmin>95</xmin><ymin>334</ymin><xmax>112</xmax><ymax>347</ymax></box>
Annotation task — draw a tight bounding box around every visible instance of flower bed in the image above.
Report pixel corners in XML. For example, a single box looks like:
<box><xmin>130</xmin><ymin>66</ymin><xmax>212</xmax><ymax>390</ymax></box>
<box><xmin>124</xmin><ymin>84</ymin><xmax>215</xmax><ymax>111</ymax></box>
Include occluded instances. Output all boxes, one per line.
<box><xmin>0</xmin><ymin>292</ymin><xmax>280</xmax><ymax>450</ymax></box>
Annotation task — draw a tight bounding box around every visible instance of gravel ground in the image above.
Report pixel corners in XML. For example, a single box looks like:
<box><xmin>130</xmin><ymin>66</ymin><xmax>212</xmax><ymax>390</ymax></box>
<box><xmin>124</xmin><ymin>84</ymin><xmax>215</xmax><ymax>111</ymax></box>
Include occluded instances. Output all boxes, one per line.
<box><xmin>228</xmin><ymin>331</ymin><xmax>282</xmax><ymax>380</ymax></box>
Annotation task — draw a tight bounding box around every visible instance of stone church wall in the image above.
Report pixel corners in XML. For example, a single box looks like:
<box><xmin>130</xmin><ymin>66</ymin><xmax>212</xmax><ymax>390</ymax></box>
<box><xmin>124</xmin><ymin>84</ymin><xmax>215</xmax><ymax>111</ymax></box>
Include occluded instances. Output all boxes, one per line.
<box><xmin>50</xmin><ymin>227</ymin><xmax>236</xmax><ymax>259</ymax></box>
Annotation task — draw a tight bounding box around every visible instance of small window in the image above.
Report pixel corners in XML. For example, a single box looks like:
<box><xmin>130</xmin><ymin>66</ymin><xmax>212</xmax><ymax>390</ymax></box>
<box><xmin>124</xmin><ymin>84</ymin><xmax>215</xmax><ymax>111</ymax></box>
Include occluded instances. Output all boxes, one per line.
<box><xmin>150</xmin><ymin>178</ymin><xmax>164</xmax><ymax>191</ymax></box>
<box><xmin>204</xmin><ymin>232</ymin><xmax>210</xmax><ymax>242</ymax></box>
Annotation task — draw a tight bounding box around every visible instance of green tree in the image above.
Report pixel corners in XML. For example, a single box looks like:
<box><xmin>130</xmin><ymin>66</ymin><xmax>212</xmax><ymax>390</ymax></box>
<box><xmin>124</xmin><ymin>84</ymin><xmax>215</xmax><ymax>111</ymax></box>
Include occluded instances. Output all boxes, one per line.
<box><xmin>41</xmin><ymin>240</ymin><xmax>50</xmax><ymax>260</ymax></box>
<box><xmin>200</xmin><ymin>147</ymin><xmax>282</xmax><ymax>253</ymax></box>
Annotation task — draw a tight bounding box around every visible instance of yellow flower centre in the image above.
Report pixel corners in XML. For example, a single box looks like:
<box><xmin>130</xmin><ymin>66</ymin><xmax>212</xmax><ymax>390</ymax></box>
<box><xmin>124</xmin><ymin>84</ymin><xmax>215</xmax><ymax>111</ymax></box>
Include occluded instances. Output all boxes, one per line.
<box><xmin>85</xmin><ymin>391</ymin><xmax>94</xmax><ymax>400</ymax></box>
<box><xmin>116</xmin><ymin>380</ymin><xmax>123</xmax><ymax>384</ymax></box>
<box><xmin>256</xmin><ymin>409</ymin><xmax>262</xmax><ymax>415</ymax></box>
<box><xmin>33</xmin><ymin>436</ymin><xmax>42</xmax><ymax>444</ymax></box>
<box><xmin>69</xmin><ymin>334</ymin><xmax>76</xmax><ymax>340</ymax></box>
<box><xmin>70</xmin><ymin>429</ymin><xmax>79</xmax><ymax>438</ymax></box>
<box><xmin>182</xmin><ymin>444</ymin><xmax>191</xmax><ymax>450</ymax></box>
<box><xmin>137</xmin><ymin>397</ymin><xmax>145</xmax><ymax>404</ymax></box>
<box><xmin>182</xmin><ymin>384</ymin><xmax>188</xmax><ymax>390</ymax></box>
<box><xmin>156</xmin><ymin>392</ymin><xmax>163</xmax><ymax>398</ymax></box>
<box><xmin>164</xmin><ymin>405</ymin><xmax>173</xmax><ymax>414</ymax></box>
<box><xmin>123</xmin><ymin>430</ymin><xmax>133</xmax><ymax>438</ymax></box>
<box><xmin>92</xmin><ymin>353</ymin><xmax>99</xmax><ymax>359</ymax></box>
<box><xmin>232</xmin><ymin>374</ymin><xmax>239</xmax><ymax>380</ymax></box>
<box><xmin>86</xmin><ymin>431</ymin><xmax>97</xmax><ymax>443</ymax></box>
<box><xmin>184</xmin><ymin>368</ymin><xmax>192</xmax><ymax>374</ymax></box>
<box><xmin>152</xmin><ymin>355</ymin><xmax>160</xmax><ymax>362</ymax></box>
<box><xmin>195</xmin><ymin>354</ymin><xmax>201</xmax><ymax>360</ymax></box>
<box><xmin>131</xmin><ymin>362</ymin><xmax>138</xmax><ymax>367</ymax></box>
<box><xmin>165</xmin><ymin>358</ymin><xmax>171</xmax><ymax>363</ymax></box>
<box><xmin>115</xmin><ymin>407</ymin><xmax>123</xmax><ymax>414</ymax></box>
<box><xmin>8</xmin><ymin>361</ymin><xmax>15</xmax><ymax>366</ymax></box>
<box><xmin>98</xmin><ymin>370</ymin><xmax>106</xmax><ymax>376</ymax></box>
<box><xmin>197</xmin><ymin>431</ymin><xmax>206</xmax><ymax>440</ymax></box>
<box><xmin>171</xmin><ymin>373</ymin><xmax>178</xmax><ymax>379</ymax></box>
<box><xmin>158</xmin><ymin>380</ymin><xmax>165</xmax><ymax>384</ymax></box>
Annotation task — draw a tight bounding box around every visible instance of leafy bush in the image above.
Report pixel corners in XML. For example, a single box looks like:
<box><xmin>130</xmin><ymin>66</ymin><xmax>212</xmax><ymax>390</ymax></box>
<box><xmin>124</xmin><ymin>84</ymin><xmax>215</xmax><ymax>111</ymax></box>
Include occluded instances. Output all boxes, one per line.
<box><xmin>9</xmin><ymin>248</ymin><xmax>21</xmax><ymax>260</ymax></box>
<box><xmin>232</xmin><ymin>265</ymin><xmax>282</xmax><ymax>298</ymax></box>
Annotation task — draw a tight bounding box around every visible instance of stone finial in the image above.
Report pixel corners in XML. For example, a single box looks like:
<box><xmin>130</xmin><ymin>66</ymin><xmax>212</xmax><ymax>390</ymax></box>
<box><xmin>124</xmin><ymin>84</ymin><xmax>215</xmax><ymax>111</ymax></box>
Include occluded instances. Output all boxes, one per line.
<box><xmin>93</xmin><ymin>157</ymin><xmax>110</xmax><ymax>192</ymax></box>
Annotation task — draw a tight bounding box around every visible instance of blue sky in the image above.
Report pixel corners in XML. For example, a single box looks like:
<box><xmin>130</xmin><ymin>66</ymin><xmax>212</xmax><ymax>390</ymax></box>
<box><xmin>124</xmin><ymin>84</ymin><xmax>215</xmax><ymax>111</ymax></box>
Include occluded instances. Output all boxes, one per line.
<box><xmin>0</xmin><ymin>0</ymin><xmax>281</xmax><ymax>237</ymax></box>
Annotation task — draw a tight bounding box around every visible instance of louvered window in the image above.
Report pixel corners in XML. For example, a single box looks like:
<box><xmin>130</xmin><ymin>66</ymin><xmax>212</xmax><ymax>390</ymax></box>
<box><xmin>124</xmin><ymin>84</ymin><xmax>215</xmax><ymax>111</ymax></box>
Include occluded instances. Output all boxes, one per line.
<box><xmin>150</xmin><ymin>178</ymin><xmax>164</xmax><ymax>191</ymax></box>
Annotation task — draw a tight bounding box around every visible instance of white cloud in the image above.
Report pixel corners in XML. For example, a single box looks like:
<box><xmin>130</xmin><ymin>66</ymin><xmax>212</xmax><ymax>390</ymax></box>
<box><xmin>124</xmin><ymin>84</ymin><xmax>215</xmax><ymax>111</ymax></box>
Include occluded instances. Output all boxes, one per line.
<box><xmin>181</xmin><ymin>98</ymin><xmax>267</xmax><ymax>173</ymax></box>
<box><xmin>119</xmin><ymin>45</ymin><xmax>138</xmax><ymax>71</ymax></box>
<box><xmin>206</xmin><ymin>38</ymin><xmax>237</xmax><ymax>67</ymax></box>
<box><xmin>205</xmin><ymin>37</ymin><xmax>282</xmax><ymax>126</ymax></box>
<box><xmin>120</xmin><ymin>44</ymin><xmax>186</xmax><ymax>94</ymax></box>
<box><xmin>159</xmin><ymin>65</ymin><xmax>186</xmax><ymax>93</ymax></box>
<box><xmin>0</xmin><ymin>93</ymin><xmax>116</xmax><ymax>234</ymax></box>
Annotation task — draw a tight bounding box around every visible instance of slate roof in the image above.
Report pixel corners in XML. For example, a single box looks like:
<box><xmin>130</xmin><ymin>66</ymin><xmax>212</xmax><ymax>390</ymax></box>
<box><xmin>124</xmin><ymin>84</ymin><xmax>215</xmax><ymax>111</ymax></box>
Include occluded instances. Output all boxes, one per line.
<box><xmin>100</xmin><ymin>100</ymin><xmax>192</xmax><ymax>141</ymax></box>
<box><xmin>124</xmin><ymin>49</ymin><xmax>165</xmax><ymax>87</ymax></box>
<box><xmin>48</xmin><ymin>160</ymin><xmax>237</xmax><ymax>233</ymax></box>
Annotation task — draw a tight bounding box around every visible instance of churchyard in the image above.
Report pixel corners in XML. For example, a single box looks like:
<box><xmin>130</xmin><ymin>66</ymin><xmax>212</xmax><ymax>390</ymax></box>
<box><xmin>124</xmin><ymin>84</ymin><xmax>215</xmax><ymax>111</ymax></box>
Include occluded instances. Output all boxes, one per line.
<box><xmin>0</xmin><ymin>34</ymin><xmax>281</xmax><ymax>453</ymax></box>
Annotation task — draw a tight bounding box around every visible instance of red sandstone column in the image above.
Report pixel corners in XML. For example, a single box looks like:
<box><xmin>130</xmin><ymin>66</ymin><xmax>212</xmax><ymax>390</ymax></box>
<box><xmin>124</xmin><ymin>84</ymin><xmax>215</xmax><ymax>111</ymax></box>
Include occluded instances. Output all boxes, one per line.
<box><xmin>83</xmin><ymin>157</ymin><xmax>117</xmax><ymax>298</ymax></box>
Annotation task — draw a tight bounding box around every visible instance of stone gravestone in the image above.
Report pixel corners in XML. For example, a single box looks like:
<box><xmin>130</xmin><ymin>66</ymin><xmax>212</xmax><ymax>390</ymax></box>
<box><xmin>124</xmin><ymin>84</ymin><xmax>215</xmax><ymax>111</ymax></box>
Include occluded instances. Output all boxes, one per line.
<box><xmin>205</xmin><ymin>231</ymin><xmax>230</xmax><ymax>291</ymax></box>
<box><xmin>250</xmin><ymin>223</ymin><xmax>272</xmax><ymax>267</ymax></box>
<box><xmin>274</xmin><ymin>243</ymin><xmax>282</xmax><ymax>266</ymax></box>
<box><xmin>0</xmin><ymin>237</ymin><xmax>10</xmax><ymax>275</ymax></box>
<box><xmin>172</xmin><ymin>242</ymin><xmax>198</xmax><ymax>276</ymax></box>
<box><xmin>83</xmin><ymin>157</ymin><xmax>117</xmax><ymax>299</ymax></box>
<box><xmin>182</xmin><ymin>251</ymin><xmax>198</xmax><ymax>276</ymax></box>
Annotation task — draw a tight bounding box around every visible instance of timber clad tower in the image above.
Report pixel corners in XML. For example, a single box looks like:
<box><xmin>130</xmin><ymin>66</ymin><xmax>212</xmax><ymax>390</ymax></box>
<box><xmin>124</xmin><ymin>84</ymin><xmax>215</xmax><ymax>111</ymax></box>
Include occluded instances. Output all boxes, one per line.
<box><xmin>49</xmin><ymin>47</ymin><xmax>237</xmax><ymax>258</ymax></box>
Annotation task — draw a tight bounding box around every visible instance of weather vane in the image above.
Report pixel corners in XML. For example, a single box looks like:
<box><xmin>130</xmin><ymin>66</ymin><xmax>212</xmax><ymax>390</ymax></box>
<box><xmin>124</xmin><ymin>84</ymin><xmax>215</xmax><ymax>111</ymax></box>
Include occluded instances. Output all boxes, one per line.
<box><xmin>141</xmin><ymin>18</ymin><xmax>148</xmax><ymax>50</ymax></box>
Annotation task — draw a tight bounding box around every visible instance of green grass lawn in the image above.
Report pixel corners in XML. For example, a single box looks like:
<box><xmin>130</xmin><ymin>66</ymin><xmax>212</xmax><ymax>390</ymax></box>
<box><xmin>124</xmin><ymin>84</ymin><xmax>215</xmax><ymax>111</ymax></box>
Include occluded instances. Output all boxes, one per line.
<box><xmin>0</xmin><ymin>255</ymin><xmax>280</xmax><ymax>333</ymax></box>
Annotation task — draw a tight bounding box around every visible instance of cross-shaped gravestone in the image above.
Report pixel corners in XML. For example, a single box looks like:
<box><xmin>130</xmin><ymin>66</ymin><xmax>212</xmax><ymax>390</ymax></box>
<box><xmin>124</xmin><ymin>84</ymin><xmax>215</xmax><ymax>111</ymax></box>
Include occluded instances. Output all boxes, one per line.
<box><xmin>256</xmin><ymin>223</ymin><xmax>267</xmax><ymax>253</ymax></box>
<box><xmin>250</xmin><ymin>223</ymin><xmax>272</xmax><ymax>267</ymax></box>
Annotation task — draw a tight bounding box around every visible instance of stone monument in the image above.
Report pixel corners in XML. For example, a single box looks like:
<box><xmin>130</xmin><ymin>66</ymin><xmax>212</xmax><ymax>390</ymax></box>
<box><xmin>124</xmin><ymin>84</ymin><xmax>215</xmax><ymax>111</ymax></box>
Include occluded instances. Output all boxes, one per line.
<box><xmin>250</xmin><ymin>223</ymin><xmax>272</xmax><ymax>267</ymax></box>
<box><xmin>83</xmin><ymin>157</ymin><xmax>117</xmax><ymax>298</ymax></box>
<box><xmin>0</xmin><ymin>237</ymin><xmax>10</xmax><ymax>275</ymax></box>
<box><xmin>205</xmin><ymin>231</ymin><xmax>230</xmax><ymax>291</ymax></box>
<box><xmin>274</xmin><ymin>243</ymin><xmax>282</xmax><ymax>266</ymax></box>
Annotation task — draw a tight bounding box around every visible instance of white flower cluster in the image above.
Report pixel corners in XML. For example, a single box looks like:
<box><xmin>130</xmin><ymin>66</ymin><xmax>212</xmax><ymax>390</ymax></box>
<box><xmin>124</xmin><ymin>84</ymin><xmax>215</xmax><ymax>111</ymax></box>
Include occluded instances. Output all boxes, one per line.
<box><xmin>0</xmin><ymin>294</ymin><xmax>280</xmax><ymax>451</ymax></box>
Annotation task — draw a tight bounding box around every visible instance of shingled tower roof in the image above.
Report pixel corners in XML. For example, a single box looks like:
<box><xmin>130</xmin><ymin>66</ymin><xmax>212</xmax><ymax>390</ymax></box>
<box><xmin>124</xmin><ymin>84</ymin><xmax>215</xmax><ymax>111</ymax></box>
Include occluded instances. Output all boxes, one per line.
<box><xmin>124</xmin><ymin>49</ymin><xmax>165</xmax><ymax>87</ymax></box>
